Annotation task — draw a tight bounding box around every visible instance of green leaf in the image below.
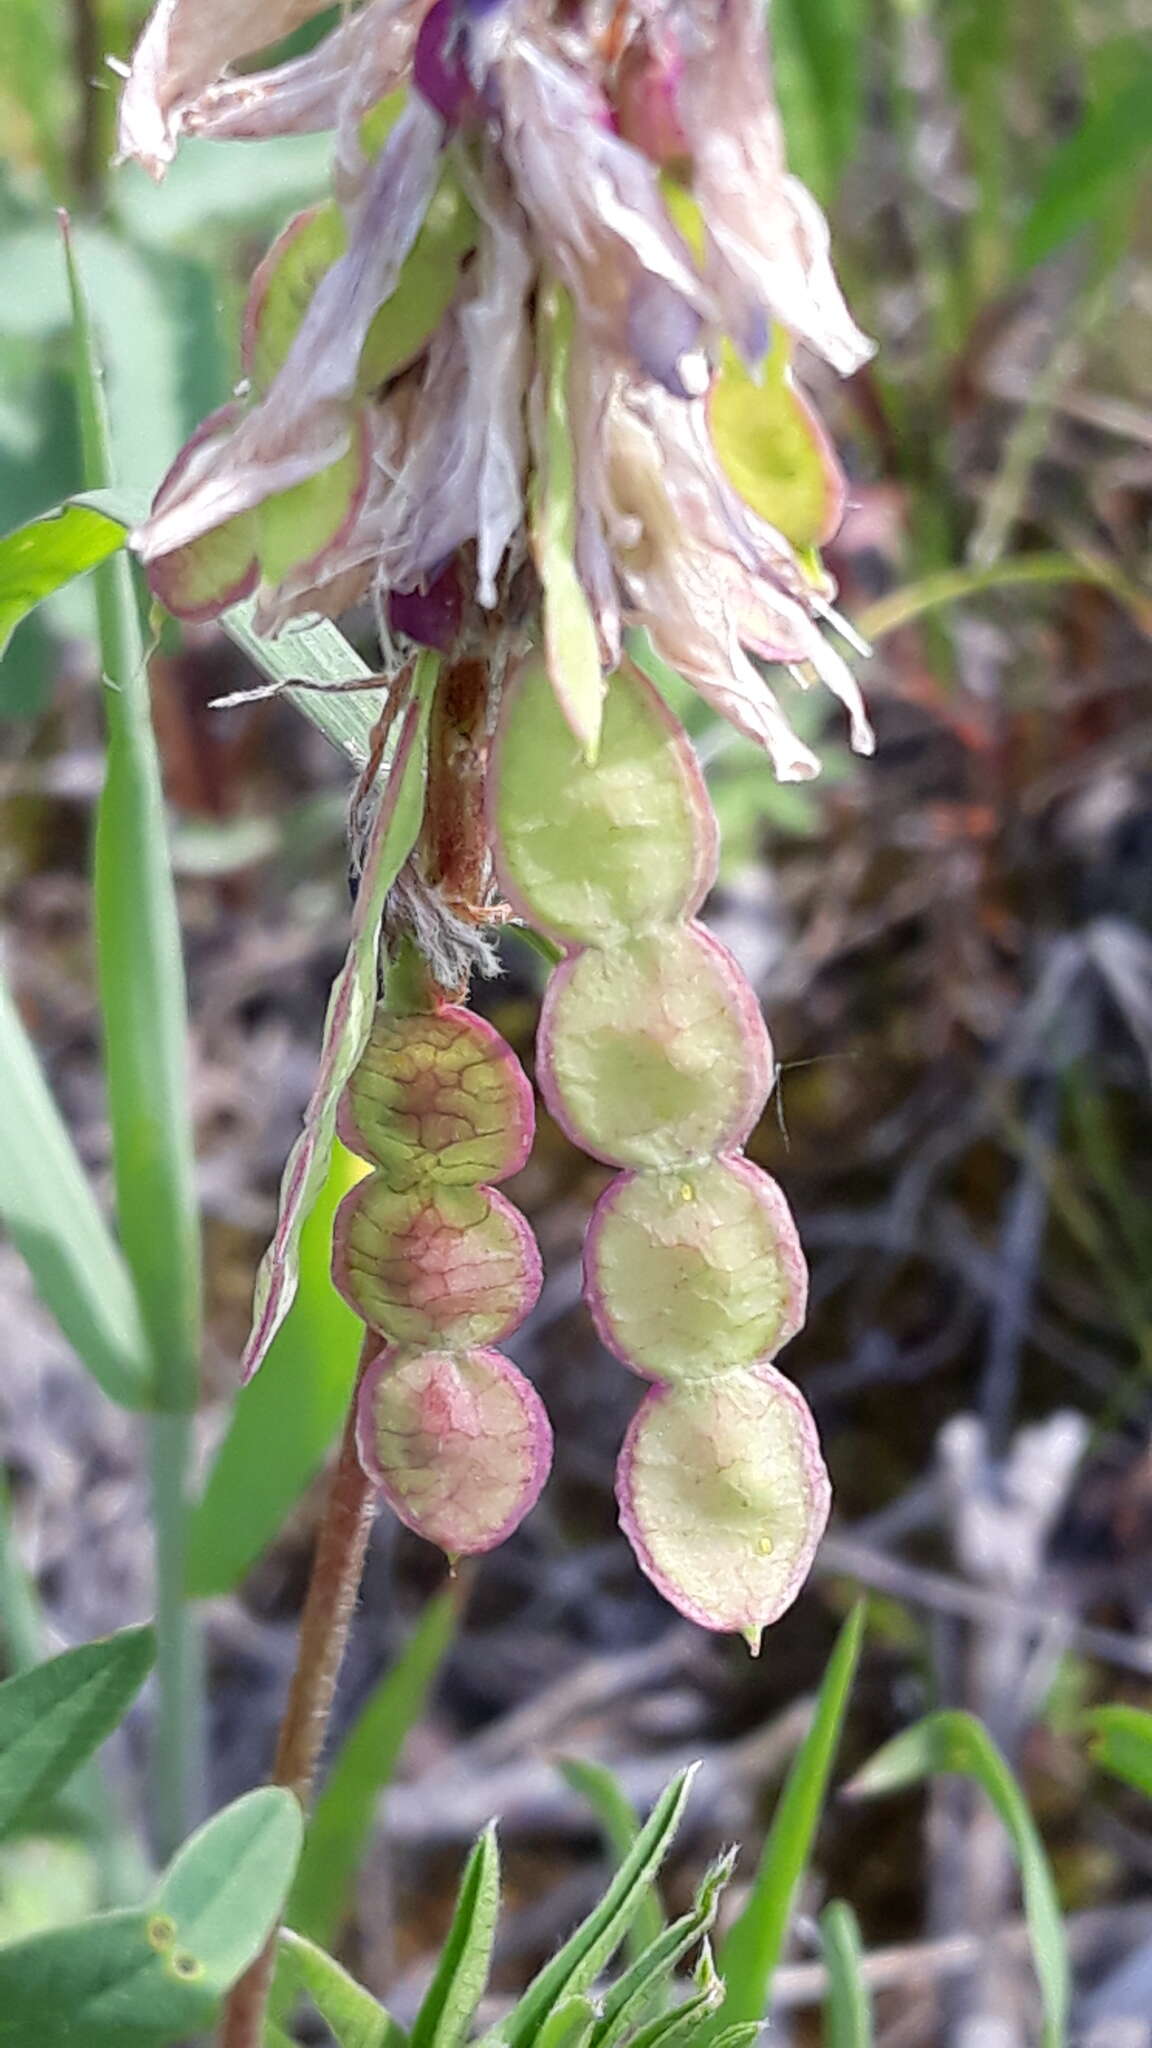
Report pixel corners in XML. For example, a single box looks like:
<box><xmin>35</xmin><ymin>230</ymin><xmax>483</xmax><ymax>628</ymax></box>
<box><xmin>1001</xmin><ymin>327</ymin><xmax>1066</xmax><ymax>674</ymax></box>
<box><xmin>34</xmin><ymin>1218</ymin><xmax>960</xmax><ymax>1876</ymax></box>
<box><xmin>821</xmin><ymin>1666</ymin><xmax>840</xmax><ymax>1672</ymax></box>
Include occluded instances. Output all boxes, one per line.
<box><xmin>530</xmin><ymin>286</ymin><xmax>605</xmax><ymax>758</ymax></box>
<box><xmin>187</xmin><ymin>1141</ymin><xmax>368</xmax><ymax>1597</ymax></box>
<box><xmin>559</xmin><ymin>1757</ymin><xmax>665</xmax><ymax>1967</ymax></box>
<box><xmin>706</xmin><ymin>1603</ymin><xmax>865</xmax><ymax>2039</ymax></box>
<box><xmin>768</xmin><ymin>0</ymin><xmax>863</xmax><ymax>200</ymax></box>
<box><xmin>0</xmin><ymin>1791</ymin><xmax>301</xmax><ymax>2044</ymax></box>
<box><xmin>0</xmin><ymin>1907</ymin><xmax>219</xmax><ymax>2044</ymax></box>
<box><xmin>0</xmin><ymin>500</ymin><xmax>124</xmax><ymax>657</ymax></box>
<box><xmin>854</xmin><ymin>550</ymin><xmax>1152</xmax><ymax>645</ymax></box>
<box><xmin>288</xmin><ymin>1586</ymin><xmax>458</xmax><ymax>1946</ymax></box>
<box><xmin>66</xmin><ymin>218</ymin><xmax>204</xmax><ymax>1856</ymax></box>
<box><xmin>1015</xmin><ymin>63</ymin><xmax>1152</xmax><ymax>273</ymax></box>
<box><xmin>279</xmin><ymin>1928</ymin><xmax>407</xmax><ymax>2048</ymax></box>
<box><xmin>1085</xmin><ymin>1704</ymin><xmax>1152</xmax><ymax>1800</ymax></box>
<box><xmin>409</xmin><ymin>1823</ymin><xmax>500</xmax><ymax>2048</ymax></box>
<box><xmin>153</xmin><ymin>1786</ymin><xmax>304</xmax><ymax>1990</ymax></box>
<box><xmin>67</xmin><ymin>226</ymin><xmax>203</xmax><ymax>1417</ymax></box>
<box><xmin>495</xmin><ymin>1766</ymin><xmax>697</xmax><ymax>2048</ymax></box>
<box><xmin>0</xmin><ymin>1628</ymin><xmax>154</xmax><ymax>1841</ymax></box>
<box><xmin>622</xmin><ymin>1950</ymin><xmax>723</xmax><ymax>2048</ymax></box>
<box><xmin>588</xmin><ymin>1853</ymin><xmax>735</xmax><ymax>2048</ymax></box>
<box><xmin>534</xmin><ymin>1996</ymin><xmax>598</xmax><ymax>2048</ymax></box>
<box><xmin>0</xmin><ymin>963</ymin><xmax>151</xmax><ymax>1408</ymax></box>
<box><xmin>821</xmin><ymin>1901</ymin><xmax>872</xmax><ymax>2048</ymax></box>
<box><xmin>848</xmin><ymin>1710</ymin><xmax>1068</xmax><ymax>2047</ymax></box>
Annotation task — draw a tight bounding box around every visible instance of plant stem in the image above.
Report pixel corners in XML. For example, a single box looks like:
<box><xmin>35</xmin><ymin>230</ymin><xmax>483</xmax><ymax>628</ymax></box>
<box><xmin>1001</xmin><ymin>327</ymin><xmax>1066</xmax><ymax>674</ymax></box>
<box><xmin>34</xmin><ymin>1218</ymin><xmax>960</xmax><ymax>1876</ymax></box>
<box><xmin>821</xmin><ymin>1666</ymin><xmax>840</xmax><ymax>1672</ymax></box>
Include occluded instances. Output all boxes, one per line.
<box><xmin>151</xmin><ymin>1412</ymin><xmax>203</xmax><ymax>1862</ymax></box>
<box><xmin>218</xmin><ymin>1351</ymin><xmax>376</xmax><ymax>2048</ymax></box>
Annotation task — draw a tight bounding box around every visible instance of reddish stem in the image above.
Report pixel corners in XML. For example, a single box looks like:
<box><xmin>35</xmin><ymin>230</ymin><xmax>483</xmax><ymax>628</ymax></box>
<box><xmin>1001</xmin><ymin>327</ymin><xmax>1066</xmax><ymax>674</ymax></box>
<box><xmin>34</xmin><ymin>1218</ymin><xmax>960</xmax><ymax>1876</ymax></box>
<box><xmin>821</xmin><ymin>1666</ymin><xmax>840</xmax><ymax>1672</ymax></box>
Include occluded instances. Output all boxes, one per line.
<box><xmin>217</xmin><ymin>1345</ymin><xmax>376</xmax><ymax>2048</ymax></box>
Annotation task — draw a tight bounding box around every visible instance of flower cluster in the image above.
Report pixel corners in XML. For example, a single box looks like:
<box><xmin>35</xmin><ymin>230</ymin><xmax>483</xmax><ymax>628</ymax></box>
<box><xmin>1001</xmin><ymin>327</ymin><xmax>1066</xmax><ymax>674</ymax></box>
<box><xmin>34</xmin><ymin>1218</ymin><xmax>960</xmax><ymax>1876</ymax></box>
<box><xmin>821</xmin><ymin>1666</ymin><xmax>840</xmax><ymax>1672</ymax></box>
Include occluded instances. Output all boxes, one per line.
<box><xmin>121</xmin><ymin>0</ymin><xmax>873</xmax><ymax>778</ymax></box>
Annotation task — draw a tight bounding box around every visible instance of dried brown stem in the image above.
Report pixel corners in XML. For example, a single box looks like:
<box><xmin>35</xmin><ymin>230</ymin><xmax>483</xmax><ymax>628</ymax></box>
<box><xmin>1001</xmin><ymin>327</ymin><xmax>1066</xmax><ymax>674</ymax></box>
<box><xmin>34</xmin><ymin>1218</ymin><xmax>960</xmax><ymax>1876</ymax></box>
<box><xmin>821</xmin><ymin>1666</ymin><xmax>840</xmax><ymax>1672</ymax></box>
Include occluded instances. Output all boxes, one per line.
<box><xmin>217</xmin><ymin>1344</ymin><xmax>377</xmax><ymax>2048</ymax></box>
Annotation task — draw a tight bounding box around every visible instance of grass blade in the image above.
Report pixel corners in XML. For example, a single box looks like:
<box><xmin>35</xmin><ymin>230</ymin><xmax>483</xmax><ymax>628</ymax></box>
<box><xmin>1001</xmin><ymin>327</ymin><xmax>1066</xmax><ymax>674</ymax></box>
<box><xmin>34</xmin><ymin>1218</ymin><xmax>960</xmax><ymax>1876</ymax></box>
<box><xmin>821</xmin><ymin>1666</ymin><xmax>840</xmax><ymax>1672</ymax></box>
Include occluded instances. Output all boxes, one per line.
<box><xmin>706</xmin><ymin>1603</ymin><xmax>865</xmax><ymax>2038</ymax></box>
<box><xmin>64</xmin><ymin>220</ymin><xmax>203</xmax><ymax>1857</ymax></box>
<box><xmin>847</xmin><ymin>1709</ymin><xmax>1068</xmax><ymax>2047</ymax></box>
<box><xmin>187</xmin><ymin>1142</ymin><xmax>368</xmax><ymax>1597</ymax></box>
<box><xmin>559</xmin><ymin>1757</ymin><xmax>665</xmax><ymax>1965</ymax></box>
<box><xmin>409</xmin><ymin>1823</ymin><xmax>500</xmax><ymax>2048</ymax></box>
<box><xmin>0</xmin><ymin>964</ymin><xmax>150</xmax><ymax>1408</ymax></box>
<box><xmin>1015</xmin><ymin>62</ymin><xmax>1152</xmax><ymax>274</ymax></box>
<box><xmin>495</xmin><ymin>1765</ymin><xmax>698</xmax><ymax>2048</ymax></box>
<box><xmin>288</xmin><ymin>1585</ymin><xmax>458</xmax><ymax>1946</ymax></box>
<box><xmin>1085</xmin><ymin>1705</ymin><xmax>1152</xmax><ymax>1800</ymax></box>
<box><xmin>279</xmin><ymin>1928</ymin><xmax>407</xmax><ymax>2048</ymax></box>
<box><xmin>855</xmin><ymin>551</ymin><xmax>1152</xmax><ymax>646</ymax></box>
<box><xmin>0</xmin><ymin>1628</ymin><xmax>154</xmax><ymax>1840</ymax></box>
<box><xmin>219</xmin><ymin>599</ymin><xmax>387</xmax><ymax>767</ymax></box>
<box><xmin>821</xmin><ymin>1901</ymin><xmax>872</xmax><ymax>2048</ymax></box>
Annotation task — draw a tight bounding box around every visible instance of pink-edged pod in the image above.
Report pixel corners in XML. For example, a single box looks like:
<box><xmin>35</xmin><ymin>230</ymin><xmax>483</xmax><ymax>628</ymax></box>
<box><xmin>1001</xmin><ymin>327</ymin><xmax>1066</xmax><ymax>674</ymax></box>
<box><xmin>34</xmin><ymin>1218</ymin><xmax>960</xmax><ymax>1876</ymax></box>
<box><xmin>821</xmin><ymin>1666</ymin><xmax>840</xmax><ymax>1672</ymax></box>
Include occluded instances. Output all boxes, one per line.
<box><xmin>333</xmin><ymin>979</ymin><xmax>551</xmax><ymax>1556</ymax></box>
<box><xmin>537</xmin><ymin>923</ymin><xmax>772</xmax><ymax>1169</ymax></box>
<box><xmin>337</xmin><ymin>1004</ymin><xmax>535</xmax><ymax>1191</ymax></box>
<box><xmin>489</xmin><ymin>655</ymin><xmax>717</xmax><ymax>949</ymax></box>
<box><xmin>585</xmin><ymin>1155</ymin><xmax>807</xmax><ymax>1382</ymax></box>
<box><xmin>357</xmin><ymin>1344</ymin><xmax>553</xmax><ymax>1558</ymax></box>
<box><xmin>617</xmin><ymin>1364</ymin><xmax>831</xmax><ymax>1649</ymax></box>
<box><xmin>332</xmin><ymin>1178</ymin><xmax>541</xmax><ymax>1348</ymax></box>
<box><xmin>491</xmin><ymin>653</ymin><xmax>829</xmax><ymax>1642</ymax></box>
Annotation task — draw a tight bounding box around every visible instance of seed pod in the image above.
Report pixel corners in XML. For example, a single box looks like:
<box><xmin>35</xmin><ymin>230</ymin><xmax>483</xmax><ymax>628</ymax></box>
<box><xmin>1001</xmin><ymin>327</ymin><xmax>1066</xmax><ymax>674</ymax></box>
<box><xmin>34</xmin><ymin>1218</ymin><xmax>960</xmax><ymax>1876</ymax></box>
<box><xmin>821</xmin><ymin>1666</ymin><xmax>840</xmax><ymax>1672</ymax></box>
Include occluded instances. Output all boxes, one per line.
<box><xmin>333</xmin><ymin>988</ymin><xmax>550</xmax><ymax>1557</ymax></box>
<box><xmin>492</xmin><ymin>656</ymin><xmax>830</xmax><ymax>1642</ymax></box>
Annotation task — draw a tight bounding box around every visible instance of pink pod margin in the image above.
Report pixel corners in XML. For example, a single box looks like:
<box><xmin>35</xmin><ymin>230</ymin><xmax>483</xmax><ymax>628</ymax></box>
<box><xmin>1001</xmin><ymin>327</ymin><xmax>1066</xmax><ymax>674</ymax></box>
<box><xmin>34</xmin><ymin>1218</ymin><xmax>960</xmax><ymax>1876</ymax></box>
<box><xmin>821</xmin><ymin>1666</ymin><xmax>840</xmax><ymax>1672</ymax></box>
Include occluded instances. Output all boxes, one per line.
<box><xmin>583</xmin><ymin>1151</ymin><xmax>809</xmax><ymax>1378</ymax></box>
<box><xmin>534</xmin><ymin>920</ymin><xmax>775</xmax><ymax>1168</ymax></box>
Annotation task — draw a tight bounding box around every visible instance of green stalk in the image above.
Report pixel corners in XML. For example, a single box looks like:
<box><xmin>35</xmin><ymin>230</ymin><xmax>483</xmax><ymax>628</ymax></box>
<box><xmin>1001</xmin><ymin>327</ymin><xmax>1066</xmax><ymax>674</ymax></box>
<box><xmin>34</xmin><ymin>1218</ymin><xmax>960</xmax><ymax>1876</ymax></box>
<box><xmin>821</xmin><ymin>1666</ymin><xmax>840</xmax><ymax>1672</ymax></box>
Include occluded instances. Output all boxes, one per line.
<box><xmin>64</xmin><ymin>218</ymin><xmax>204</xmax><ymax>1860</ymax></box>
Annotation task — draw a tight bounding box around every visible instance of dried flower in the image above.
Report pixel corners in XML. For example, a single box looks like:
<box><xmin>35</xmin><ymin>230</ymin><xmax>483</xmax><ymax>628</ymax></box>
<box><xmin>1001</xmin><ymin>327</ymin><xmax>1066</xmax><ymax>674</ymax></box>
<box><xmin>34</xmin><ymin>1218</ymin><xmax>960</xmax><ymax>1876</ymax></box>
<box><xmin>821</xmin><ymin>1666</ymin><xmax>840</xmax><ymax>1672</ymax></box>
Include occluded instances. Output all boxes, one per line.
<box><xmin>122</xmin><ymin>0</ymin><xmax>874</xmax><ymax>776</ymax></box>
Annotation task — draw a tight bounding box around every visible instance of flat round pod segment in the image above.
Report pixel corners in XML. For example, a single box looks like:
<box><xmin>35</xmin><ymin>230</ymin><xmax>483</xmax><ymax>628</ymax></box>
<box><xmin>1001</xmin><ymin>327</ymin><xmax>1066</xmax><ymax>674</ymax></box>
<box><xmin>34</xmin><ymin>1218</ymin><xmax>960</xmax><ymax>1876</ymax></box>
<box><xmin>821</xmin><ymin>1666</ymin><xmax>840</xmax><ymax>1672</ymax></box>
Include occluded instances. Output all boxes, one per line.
<box><xmin>338</xmin><ymin>1005</ymin><xmax>535</xmax><ymax>1188</ymax></box>
<box><xmin>538</xmin><ymin>923</ymin><xmax>773</xmax><ymax>1169</ymax></box>
<box><xmin>357</xmin><ymin>1345</ymin><xmax>553</xmax><ymax>1556</ymax></box>
<box><xmin>332</xmin><ymin>1180</ymin><xmax>542</xmax><ymax>1349</ymax></box>
<box><xmin>586</xmin><ymin>1155</ymin><xmax>807</xmax><ymax>1382</ymax></box>
<box><xmin>490</xmin><ymin>658</ymin><xmax>717</xmax><ymax>949</ymax></box>
<box><xmin>617</xmin><ymin>1363</ymin><xmax>831</xmax><ymax>1644</ymax></box>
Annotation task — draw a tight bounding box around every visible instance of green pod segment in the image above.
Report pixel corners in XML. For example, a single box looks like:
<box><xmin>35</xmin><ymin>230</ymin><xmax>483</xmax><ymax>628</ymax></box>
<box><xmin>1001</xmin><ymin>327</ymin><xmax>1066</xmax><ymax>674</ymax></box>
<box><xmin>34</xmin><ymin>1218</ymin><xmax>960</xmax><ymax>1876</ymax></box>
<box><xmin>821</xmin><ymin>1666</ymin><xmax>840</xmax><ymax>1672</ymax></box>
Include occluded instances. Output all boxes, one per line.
<box><xmin>584</xmin><ymin>1155</ymin><xmax>807</xmax><ymax>1383</ymax></box>
<box><xmin>489</xmin><ymin>657</ymin><xmax>717</xmax><ymax>949</ymax></box>
<box><xmin>616</xmin><ymin>1364</ymin><xmax>830</xmax><ymax>1648</ymax></box>
<box><xmin>537</xmin><ymin>922</ymin><xmax>772</xmax><ymax>1169</ymax></box>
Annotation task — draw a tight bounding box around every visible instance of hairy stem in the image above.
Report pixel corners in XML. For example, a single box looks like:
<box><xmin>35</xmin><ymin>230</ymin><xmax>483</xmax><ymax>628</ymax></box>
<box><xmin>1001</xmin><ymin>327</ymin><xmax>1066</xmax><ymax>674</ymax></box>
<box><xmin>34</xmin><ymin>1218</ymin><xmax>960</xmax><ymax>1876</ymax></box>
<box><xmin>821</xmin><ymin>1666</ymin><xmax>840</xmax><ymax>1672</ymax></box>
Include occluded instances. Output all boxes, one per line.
<box><xmin>217</xmin><ymin>1347</ymin><xmax>376</xmax><ymax>2048</ymax></box>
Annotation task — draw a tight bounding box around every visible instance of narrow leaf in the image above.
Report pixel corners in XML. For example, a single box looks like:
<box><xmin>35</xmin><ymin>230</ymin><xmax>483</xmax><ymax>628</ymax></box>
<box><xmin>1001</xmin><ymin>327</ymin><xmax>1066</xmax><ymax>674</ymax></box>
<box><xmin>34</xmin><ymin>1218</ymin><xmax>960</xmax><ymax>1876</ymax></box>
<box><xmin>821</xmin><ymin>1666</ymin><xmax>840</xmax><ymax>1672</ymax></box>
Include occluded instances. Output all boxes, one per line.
<box><xmin>279</xmin><ymin>1928</ymin><xmax>407</xmax><ymax>2048</ymax></box>
<box><xmin>1015</xmin><ymin>63</ymin><xmax>1152</xmax><ymax>273</ymax></box>
<box><xmin>529</xmin><ymin>286</ymin><xmax>605</xmax><ymax>757</ymax></box>
<box><xmin>559</xmin><ymin>1757</ymin><xmax>665</xmax><ymax>1966</ymax></box>
<box><xmin>409</xmin><ymin>1823</ymin><xmax>500</xmax><ymax>2048</ymax></box>
<box><xmin>821</xmin><ymin>1901</ymin><xmax>872</xmax><ymax>2048</ymax></box>
<box><xmin>288</xmin><ymin>1585</ymin><xmax>457</xmax><ymax>1945</ymax></box>
<box><xmin>534</xmin><ymin>1996</ymin><xmax>598</xmax><ymax>2048</ymax></box>
<box><xmin>496</xmin><ymin>1766</ymin><xmax>697</xmax><ymax>2048</ymax></box>
<box><xmin>0</xmin><ymin>500</ymin><xmax>124</xmax><ymax>658</ymax></box>
<box><xmin>847</xmin><ymin>1710</ymin><xmax>1068</xmax><ymax>2047</ymax></box>
<box><xmin>153</xmin><ymin>1786</ymin><xmax>304</xmax><ymax>1990</ymax></box>
<box><xmin>706</xmin><ymin>1603</ymin><xmax>865</xmax><ymax>2038</ymax></box>
<box><xmin>0</xmin><ymin>965</ymin><xmax>151</xmax><ymax>1409</ymax></box>
<box><xmin>1086</xmin><ymin>1704</ymin><xmax>1152</xmax><ymax>1799</ymax></box>
<box><xmin>0</xmin><ymin>1628</ymin><xmax>154</xmax><ymax>1841</ymax></box>
<box><xmin>66</xmin><ymin>221</ymin><xmax>202</xmax><ymax>1416</ymax></box>
<box><xmin>187</xmin><ymin>1142</ymin><xmax>368</xmax><ymax>1597</ymax></box>
<box><xmin>242</xmin><ymin>658</ymin><xmax>436</xmax><ymax>1382</ymax></box>
<box><xmin>219</xmin><ymin>598</ymin><xmax>388</xmax><ymax>766</ymax></box>
<box><xmin>588</xmin><ymin>1852</ymin><xmax>735</xmax><ymax>2048</ymax></box>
